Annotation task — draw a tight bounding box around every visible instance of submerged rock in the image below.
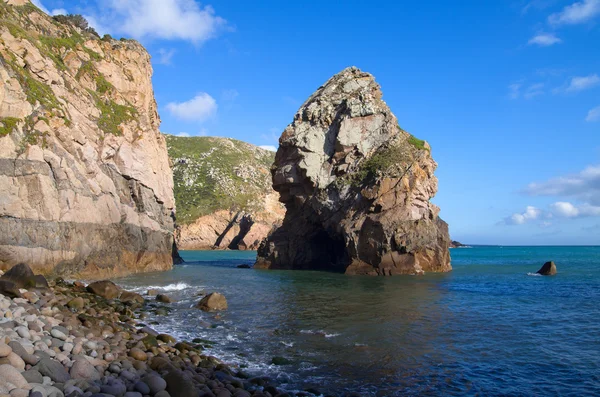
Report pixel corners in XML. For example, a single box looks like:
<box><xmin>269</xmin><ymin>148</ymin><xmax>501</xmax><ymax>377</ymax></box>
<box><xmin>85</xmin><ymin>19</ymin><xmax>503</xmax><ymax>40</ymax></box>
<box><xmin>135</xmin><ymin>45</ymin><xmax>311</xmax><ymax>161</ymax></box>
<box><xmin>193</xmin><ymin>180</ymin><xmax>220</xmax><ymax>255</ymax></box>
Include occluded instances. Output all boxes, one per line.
<box><xmin>536</xmin><ymin>261</ymin><xmax>557</xmax><ymax>276</ymax></box>
<box><xmin>255</xmin><ymin>67</ymin><xmax>451</xmax><ymax>275</ymax></box>
<box><xmin>196</xmin><ymin>293</ymin><xmax>228</xmax><ymax>311</ymax></box>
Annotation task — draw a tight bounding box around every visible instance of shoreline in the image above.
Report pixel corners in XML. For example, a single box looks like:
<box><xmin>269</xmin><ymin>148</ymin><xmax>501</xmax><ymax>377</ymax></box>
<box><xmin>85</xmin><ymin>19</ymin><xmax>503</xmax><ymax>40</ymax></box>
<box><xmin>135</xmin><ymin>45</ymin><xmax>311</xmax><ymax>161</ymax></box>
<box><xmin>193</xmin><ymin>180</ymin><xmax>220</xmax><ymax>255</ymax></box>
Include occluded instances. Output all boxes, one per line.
<box><xmin>0</xmin><ymin>267</ymin><xmax>315</xmax><ymax>397</ymax></box>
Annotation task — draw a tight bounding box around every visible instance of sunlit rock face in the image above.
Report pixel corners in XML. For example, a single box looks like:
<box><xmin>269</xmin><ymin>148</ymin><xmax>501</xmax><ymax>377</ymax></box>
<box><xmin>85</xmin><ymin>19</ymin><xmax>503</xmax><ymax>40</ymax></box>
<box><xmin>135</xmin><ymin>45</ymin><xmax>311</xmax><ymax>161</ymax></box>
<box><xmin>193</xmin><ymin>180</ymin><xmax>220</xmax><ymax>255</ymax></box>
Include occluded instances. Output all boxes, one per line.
<box><xmin>256</xmin><ymin>67</ymin><xmax>451</xmax><ymax>275</ymax></box>
<box><xmin>0</xmin><ymin>0</ymin><xmax>176</xmax><ymax>277</ymax></box>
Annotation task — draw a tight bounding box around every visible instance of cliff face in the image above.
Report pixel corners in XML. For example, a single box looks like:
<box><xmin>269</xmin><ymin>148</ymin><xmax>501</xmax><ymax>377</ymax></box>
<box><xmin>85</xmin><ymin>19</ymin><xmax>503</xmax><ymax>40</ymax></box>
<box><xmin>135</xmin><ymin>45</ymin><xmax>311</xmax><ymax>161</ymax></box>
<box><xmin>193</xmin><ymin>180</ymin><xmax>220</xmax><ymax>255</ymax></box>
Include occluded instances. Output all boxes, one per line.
<box><xmin>166</xmin><ymin>135</ymin><xmax>284</xmax><ymax>250</ymax></box>
<box><xmin>256</xmin><ymin>67</ymin><xmax>451</xmax><ymax>275</ymax></box>
<box><xmin>0</xmin><ymin>0</ymin><xmax>176</xmax><ymax>277</ymax></box>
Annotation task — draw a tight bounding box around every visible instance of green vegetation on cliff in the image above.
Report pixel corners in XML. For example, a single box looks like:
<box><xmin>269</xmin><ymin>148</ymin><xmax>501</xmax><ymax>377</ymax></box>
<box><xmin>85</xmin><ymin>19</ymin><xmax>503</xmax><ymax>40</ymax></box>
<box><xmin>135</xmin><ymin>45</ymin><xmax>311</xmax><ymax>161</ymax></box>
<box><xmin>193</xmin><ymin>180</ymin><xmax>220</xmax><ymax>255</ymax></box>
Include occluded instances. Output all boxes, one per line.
<box><xmin>165</xmin><ymin>135</ymin><xmax>275</xmax><ymax>224</ymax></box>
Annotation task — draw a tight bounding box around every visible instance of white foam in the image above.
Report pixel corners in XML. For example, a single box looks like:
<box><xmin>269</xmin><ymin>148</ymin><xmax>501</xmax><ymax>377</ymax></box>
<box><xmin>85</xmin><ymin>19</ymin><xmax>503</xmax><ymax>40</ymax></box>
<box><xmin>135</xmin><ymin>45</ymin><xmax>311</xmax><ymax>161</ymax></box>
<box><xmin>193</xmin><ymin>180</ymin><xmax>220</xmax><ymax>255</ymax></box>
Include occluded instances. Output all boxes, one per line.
<box><xmin>527</xmin><ymin>272</ymin><xmax>542</xmax><ymax>277</ymax></box>
<box><xmin>300</xmin><ymin>330</ymin><xmax>340</xmax><ymax>338</ymax></box>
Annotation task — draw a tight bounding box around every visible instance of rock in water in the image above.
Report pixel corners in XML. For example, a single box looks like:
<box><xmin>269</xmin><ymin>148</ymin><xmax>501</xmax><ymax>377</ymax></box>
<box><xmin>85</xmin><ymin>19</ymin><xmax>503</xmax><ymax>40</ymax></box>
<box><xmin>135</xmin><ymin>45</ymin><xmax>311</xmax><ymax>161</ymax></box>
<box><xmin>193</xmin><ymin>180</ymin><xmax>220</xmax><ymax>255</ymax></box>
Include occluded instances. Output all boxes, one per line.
<box><xmin>0</xmin><ymin>1</ymin><xmax>175</xmax><ymax>277</ymax></box>
<box><xmin>86</xmin><ymin>280</ymin><xmax>121</xmax><ymax>300</ymax></box>
<box><xmin>255</xmin><ymin>67</ymin><xmax>451</xmax><ymax>275</ymax></box>
<box><xmin>536</xmin><ymin>261</ymin><xmax>557</xmax><ymax>276</ymax></box>
<box><xmin>196</xmin><ymin>292</ymin><xmax>228</xmax><ymax>311</ymax></box>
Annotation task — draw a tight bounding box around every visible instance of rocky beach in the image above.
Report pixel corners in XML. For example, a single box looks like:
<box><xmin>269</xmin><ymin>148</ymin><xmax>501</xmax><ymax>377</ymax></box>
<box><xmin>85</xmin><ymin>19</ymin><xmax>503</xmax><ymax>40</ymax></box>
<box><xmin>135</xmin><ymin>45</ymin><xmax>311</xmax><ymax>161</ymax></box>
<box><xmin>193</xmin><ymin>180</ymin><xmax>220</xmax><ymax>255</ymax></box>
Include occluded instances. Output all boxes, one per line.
<box><xmin>0</xmin><ymin>264</ymin><xmax>300</xmax><ymax>397</ymax></box>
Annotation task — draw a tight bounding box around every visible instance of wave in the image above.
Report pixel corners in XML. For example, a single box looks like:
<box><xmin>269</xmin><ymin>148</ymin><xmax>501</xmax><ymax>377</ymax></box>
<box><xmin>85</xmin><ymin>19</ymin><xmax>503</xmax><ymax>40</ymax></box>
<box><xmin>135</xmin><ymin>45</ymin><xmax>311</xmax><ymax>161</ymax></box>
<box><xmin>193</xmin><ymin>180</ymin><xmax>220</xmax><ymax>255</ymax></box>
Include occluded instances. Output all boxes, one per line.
<box><xmin>126</xmin><ymin>282</ymin><xmax>192</xmax><ymax>292</ymax></box>
<box><xmin>526</xmin><ymin>272</ymin><xmax>542</xmax><ymax>277</ymax></box>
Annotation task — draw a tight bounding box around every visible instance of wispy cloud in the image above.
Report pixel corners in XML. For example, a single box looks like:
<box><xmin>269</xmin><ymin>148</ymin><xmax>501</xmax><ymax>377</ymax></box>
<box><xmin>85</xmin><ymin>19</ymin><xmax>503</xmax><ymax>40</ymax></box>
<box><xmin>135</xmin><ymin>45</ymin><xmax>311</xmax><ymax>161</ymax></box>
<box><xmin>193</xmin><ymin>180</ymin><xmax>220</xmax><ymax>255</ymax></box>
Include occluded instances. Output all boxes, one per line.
<box><xmin>566</xmin><ymin>74</ymin><xmax>600</xmax><ymax>92</ymax></box>
<box><xmin>525</xmin><ymin>165</ymin><xmax>600</xmax><ymax>205</ymax></box>
<box><xmin>548</xmin><ymin>0</ymin><xmax>600</xmax><ymax>25</ymax></box>
<box><xmin>508</xmin><ymin>83</ymin><xmax>522</xmax><ymax>99</ymax></box>
<box><xmin>155</xmin><ymin>48</ymin><xmax>176</xmax><ymax>65</ymax></box>
<box><xmin>509</xmin><ymin>82</ymin><xmax>545</xmax><ymax>99</ymax></box>
<box><xmin>586</xmin><ymin>105</ymin><xmax>600</xmax><ymax>121</ymax></box>
<box><xmin>524</xmin><ymin>83</ymin><xmax>545</xmax><ymax>99</ymax></box>
<box><xmin>528</xmin><ymin>32</ymin><xmax>562</xmax><ymax>46</ymax></box>
<box><xmin>166</xmin><ymin>93</ymin><xmax>217</xmax><ymax>122</ymax></box>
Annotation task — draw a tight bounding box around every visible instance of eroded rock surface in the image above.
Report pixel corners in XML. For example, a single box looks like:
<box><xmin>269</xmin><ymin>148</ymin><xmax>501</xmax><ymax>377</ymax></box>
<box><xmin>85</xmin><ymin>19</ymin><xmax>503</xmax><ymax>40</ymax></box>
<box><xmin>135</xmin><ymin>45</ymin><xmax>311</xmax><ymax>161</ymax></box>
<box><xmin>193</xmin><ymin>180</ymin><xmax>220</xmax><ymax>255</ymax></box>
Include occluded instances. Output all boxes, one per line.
<box><xmin>255</xmin><ymin>67</ymin><xmax>451</xmax><ymax>275</ymax></box>
<box><xmin>0</xmin><ymin>1</ymin><xmax>175</xmax><ymax>277</ymax></box>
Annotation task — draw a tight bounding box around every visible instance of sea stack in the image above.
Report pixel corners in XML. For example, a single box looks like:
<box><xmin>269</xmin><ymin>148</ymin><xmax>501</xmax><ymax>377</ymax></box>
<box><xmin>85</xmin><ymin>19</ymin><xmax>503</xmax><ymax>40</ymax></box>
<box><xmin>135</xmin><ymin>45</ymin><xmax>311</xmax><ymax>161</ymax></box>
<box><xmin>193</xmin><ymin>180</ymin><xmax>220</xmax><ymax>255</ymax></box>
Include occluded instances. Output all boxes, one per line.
<box><xmin>536</xmin><ymin>261</ymin><xmax>557</xmax><ymax>276</ymax></box>
<box><xmin>255</xmin><ymin>67</ymin><xmax>451</xmax><ymax>275</ymax></box>
<box><xmin>0</xmin><ymin>0</ymin><xmax>175</xmax><ymax>277</ymax></box>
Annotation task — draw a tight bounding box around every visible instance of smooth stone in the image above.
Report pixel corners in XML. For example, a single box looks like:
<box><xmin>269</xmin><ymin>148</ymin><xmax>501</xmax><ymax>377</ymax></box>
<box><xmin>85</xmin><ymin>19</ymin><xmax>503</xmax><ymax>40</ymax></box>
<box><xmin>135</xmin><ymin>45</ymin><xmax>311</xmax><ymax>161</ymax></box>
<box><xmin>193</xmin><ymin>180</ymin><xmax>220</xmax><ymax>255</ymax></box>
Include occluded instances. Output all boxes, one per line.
<box><xmin>0</xmin><ymin>364</ymin><xmax>29</xmax><ymax>389</ymax></box>
<box><xmin>155</xmin><ymin>392</ymin><xmax>171</xmax><ymax>397</ymax></box>
<box><xmin>22</xmin><ymin>369</ymin><xmax>44</xmax><ymax>384</ymax></box>
<box><xmin>50</xmin><ymin>329</ymin><xmax>67</xmax><ymax>341</ymax></box>
<box><xmin>124</xmin><ymin>393</ymin><xmax>143</xmax><ymax>397</ymax></box>
<box><xmin>143</xmin><ymin>375</ymin><xmax>167</xmax><ymax>394</ymax></box>
<box><xmin>164</xmin><ymin>370</ymin><xmax>196</xmax><ymax>397</ymax></box>
<box><xmin>0</xmin><ymin>343</ymin><xmax>12</xmax><ymax>358</ymax></box>
<box><xmin>86</xmin><ymin>281</ymin><xmax>121</xmax><ymax>300</ymax></box>
<box><xmin>128</xmin><ymin>348</ymin><xmax>147</xmax><ymax>361</ymax></box>
<box><xmin>156</xmin><ymin>295</ymin><xmax>172</xmax><ymax>304</ymax></box>
<box><xmin>133</xmin><ymin>381</ymin><xmax>150</xmax><ymax>395</ymax></box>
<box><xmin>7</xmin><ymin>352</ymin><xmax>25</xmax><ymax>370</ymax></box>
<box><xmin>34</xmin><ymin>358</ymin><xmax>70</xmax><ymax>383</ymax></box>
<box><xmin>70</xmin><ymin>358</ymin><xmax>100</xmax><ymax>381</ymax></box>
<box><xmin>15</xmin><ymin>327</ymin><xmax>30</xmax><ymax>339</ymax></box>
<box><xmin>66</xmin><ymin>298</ymin><xmax>84</xmax><ymax>311</ymax></box>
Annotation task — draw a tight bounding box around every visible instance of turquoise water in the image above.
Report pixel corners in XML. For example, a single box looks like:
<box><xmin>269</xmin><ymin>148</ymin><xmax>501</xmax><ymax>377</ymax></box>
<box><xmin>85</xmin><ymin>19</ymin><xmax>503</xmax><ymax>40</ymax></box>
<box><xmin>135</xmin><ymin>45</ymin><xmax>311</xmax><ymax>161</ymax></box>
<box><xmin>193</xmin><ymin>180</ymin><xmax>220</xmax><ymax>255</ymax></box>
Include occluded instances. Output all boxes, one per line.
<box><xmin>116</xmin><ymin>247</ymin><xmax>600</xmax><ymax>396</ymax></box>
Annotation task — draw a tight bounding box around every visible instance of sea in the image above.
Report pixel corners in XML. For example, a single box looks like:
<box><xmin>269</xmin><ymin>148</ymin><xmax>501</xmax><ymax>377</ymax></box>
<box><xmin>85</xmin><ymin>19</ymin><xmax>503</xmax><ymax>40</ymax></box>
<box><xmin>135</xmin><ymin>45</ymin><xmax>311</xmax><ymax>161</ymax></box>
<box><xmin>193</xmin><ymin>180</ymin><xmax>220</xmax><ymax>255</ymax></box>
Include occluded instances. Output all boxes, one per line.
<box><xmin>114</xmin><ymin>246</ymin><xmax>600</xmax><ymax>396</ymax></box>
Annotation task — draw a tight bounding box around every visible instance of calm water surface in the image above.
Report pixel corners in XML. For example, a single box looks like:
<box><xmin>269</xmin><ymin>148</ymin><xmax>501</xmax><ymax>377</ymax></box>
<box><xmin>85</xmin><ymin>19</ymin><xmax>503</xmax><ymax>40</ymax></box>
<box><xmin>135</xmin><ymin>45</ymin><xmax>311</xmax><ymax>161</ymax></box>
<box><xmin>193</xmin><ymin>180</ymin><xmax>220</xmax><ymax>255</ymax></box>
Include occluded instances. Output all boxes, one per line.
<box><xmin>115</xmin><ymin>246</ymin><xmax>600</xmax><ymax>396</ymax></box>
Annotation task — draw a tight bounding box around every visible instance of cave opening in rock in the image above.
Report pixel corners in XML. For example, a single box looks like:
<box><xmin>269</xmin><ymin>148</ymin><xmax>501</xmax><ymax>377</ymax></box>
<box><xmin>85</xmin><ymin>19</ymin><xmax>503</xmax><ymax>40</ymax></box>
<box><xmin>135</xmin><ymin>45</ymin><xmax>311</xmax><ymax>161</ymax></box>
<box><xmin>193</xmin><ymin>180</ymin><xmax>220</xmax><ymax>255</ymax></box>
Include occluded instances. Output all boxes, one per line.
<box><xmin>307</xmin><ymin>229</ymin><xmax>348</xmax><ymax>272</ymax></box>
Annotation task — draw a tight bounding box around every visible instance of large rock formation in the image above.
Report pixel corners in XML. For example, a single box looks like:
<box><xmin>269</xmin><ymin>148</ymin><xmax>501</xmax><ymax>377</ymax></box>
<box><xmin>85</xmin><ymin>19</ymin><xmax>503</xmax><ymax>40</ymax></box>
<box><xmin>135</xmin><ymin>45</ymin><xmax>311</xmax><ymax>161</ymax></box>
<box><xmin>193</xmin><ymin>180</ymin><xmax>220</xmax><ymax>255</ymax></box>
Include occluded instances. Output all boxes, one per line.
<box><xmin>166</xmin><ymin>135</ymin><xmax>284</xmax><ymax>250</ymax></box>
<box><xmin>0</xmin><ymin>1</ymin><xmax>176</xmax><ymax>277</ymax></box>
<box><xmin>255</xmin><ymin>67</ymin><xmax>451</xmax><ymax>275</ymax></box>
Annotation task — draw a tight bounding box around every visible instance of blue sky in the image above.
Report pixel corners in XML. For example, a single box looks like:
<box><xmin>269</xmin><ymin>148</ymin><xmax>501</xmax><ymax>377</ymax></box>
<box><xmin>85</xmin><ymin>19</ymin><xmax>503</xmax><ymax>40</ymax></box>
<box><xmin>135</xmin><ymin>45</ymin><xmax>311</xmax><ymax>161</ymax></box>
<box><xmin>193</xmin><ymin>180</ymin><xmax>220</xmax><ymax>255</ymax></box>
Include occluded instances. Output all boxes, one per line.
<box><xmin>32</xmin><ymin>0</ymin><xmax>600</xmax><ymax>245</ymax></box>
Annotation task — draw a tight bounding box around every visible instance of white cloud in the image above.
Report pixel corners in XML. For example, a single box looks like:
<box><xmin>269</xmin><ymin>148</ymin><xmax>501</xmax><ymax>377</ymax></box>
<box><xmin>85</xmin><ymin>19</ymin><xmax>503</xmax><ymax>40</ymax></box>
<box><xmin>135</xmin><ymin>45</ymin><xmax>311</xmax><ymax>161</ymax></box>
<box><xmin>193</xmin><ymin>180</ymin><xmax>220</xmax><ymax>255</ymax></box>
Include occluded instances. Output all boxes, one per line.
<box><xmin>566</xmin><ymin>74</ymin><xmax>600</xmax><ymax>92</ymax></box>
<box><xmin>549</xmin><ymin>0</ymin><xmax>600</xmax><ymax>25</ymax></box>
<box><xmin>50</xmin><ymin>8</ymin><xmax>67</xmax><ymax>16</ymax></box>
<box><xmin>175</xmin><ymin>132</ymin><xmax>190</xmax><ymax>137</ymax></box>
<box><xmin>504</xmin><ymin>206</ymin><xmax>542</xmax><ymax>225</ymax></box>
<box><xmin>100</xmin><ymin>0</ymin><xmax>228</xmax><ymax>44</ymax></box>
<box><xmin>259</xmin><ymin>145</ymin><xmax>277</xmax><ymax>152</ymax></box>
<box><xmin>166</xmin><ymin>93</ymin><xmax>217</xmax><ymax>122</ymax></box>
<box><xmin>30</xmin><ymin>0</ymin><xmax>49</xmax><ymax>13</ymax></box>
<box><xmin>586</xmin><ymin>105</ymin><xmax>600</xmax><ymax>121</ymax></box>
<box><xmin>551</xmin><ymin>201</ymin><xmax>600</xmax><ymax>217</ymax></box>
<box><xmin>528</xmin><ymin>33</ymin><xmax>562</xmax><ymax>46</ymax></box>
<box><xmin>155</xmin><ymin>48</ymin><xmax>176</xmax><ymax>65</ymax></box>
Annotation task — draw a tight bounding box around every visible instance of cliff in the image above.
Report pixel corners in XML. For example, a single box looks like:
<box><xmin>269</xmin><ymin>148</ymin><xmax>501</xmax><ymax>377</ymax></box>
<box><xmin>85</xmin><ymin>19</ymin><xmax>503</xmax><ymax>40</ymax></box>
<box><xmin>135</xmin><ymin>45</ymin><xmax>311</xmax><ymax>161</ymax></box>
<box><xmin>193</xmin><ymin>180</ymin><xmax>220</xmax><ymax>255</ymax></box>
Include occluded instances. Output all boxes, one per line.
<box><xmin>256</xmin><ymin>67</ymin><xmax>451</xmax><ymax>275</ymax></box>
<box><xmin>0</xmin><ymin>0</ymin><xmax>176</xmax><ymax>277</ymax></box>
<box><xmin>166</xmin><ymin>135</ymin><xmax>284</xmax><ymax>250</ymax></box>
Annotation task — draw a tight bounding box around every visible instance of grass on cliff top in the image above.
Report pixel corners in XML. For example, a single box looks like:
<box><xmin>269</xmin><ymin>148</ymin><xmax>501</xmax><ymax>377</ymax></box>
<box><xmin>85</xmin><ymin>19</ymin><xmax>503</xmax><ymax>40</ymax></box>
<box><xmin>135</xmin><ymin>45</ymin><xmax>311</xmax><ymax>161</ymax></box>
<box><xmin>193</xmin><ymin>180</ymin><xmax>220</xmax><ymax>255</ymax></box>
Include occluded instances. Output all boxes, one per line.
<box><xmin>165</xmin><ymin>135</ymin><xmax>275</xmax><ymax>224</ymax></box>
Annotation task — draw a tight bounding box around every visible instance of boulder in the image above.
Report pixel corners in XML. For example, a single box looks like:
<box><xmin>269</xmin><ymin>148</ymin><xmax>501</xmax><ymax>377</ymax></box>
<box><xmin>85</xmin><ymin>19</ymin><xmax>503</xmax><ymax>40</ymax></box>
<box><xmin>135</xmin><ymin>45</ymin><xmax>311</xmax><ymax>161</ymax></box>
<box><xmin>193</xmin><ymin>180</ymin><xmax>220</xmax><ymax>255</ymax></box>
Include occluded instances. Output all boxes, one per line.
<box><xmin>86</xmin><ymin>280</ymin><xmax>121</xmax><ymax>299</ymax></box>
<box><xmin>156</xmin><ymin>294</ymin><xmax>173</xmax><ymax>303</ymax></box>
<box><xmin>254</xmin><ymin>67</ymin><xmax>451</xmax><ymax>275</ymax></box>
<box><xmin>0</xmin><ymin>281</ymin><xmax>21</xmax><ymax>298</ymax></box>
<box><xmin>120</xmin><ymin>291</ymin><xmax>144</xmax><ymax>304</ymax></box>
<box><xmin>536</xmin><ymin>261</ymin><xmax>557</xmax><ymax>276</ymax></box>
<box><xmin>0</xmin><ymin>263</ymin><xmax>46</xmax><ymax>289</ymax></box>
<box><xmin>237</xmin><ymin>264</ymin><xmax>251</xmax><ymax>269</ymax></box>
<box><xmin>196</xmin><ymin>292</ymin><xmax>228</xmax><ymax>311</ymax></box>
